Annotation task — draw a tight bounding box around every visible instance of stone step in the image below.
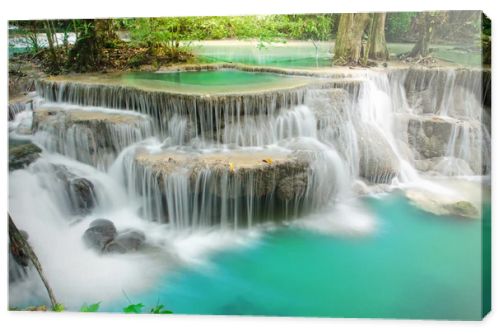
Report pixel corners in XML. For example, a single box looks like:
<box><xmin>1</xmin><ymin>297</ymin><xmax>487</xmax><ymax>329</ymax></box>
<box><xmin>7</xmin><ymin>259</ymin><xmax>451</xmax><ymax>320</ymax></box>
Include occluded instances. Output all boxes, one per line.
<box><xmin>32</xmin><ymin>106</ymin><xmax>153</xmax><ymax>169</ymax></box>
<box><xmin>126</xmin><ymin>147</ymin><xmax>315</xmax><ymax>227</ymax></box>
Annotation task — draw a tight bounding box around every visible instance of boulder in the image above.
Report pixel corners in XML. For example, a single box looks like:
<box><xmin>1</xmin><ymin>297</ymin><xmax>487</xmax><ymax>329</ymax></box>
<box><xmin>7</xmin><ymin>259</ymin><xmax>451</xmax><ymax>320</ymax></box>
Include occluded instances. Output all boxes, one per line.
<box><xmin>9</xmin><ymin>143</ymin><xmax>42</xmax><ymax>171</ymax></box>
<box><xmin>406</xmin><ymin>189</ymin><xmax>480</xmax><ymax>219</ymax></box>
<box><xmin>407</xmin><ymin>116</ymin><xmax>453</xmax><ymax>159</ymax></box>
<box><xmin>52</xmin><ymin>165</ymin><xmax>97</xmax><ymax>215</ymax></box>
<box><xmin>358</xmin><ymin>126</ymin><xmax>400</xmax><ymax>183</ymax></box>
<box><xmin>104</xmin><ymin>229</ymin><xmax>146</xmax><ymax>254</ymax></box>
<box><xmin>69</xmin><ymin>178</ymin><xmax>97</xmax><ymax>214</ymax></box>
<box><xmin>443</xmin><ymin>201</ymin><xmax>479</xmax><ymax>219</ymax></box>
<box><xmin>406</xmin><ymin>115</ymin><xmax>485</xmax><ymax>174</ymax></box>
<box><xmin>82</xmin><ymin>219</ymin><xmax>117</xmax><ymax>251</ymax></box>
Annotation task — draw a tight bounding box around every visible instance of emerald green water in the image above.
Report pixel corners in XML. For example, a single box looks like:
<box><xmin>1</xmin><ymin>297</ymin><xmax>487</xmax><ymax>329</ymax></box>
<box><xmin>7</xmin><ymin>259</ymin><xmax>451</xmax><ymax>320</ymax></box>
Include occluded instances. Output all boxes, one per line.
<box><xmin>193</xmin><ymin>42</ymin><xmax>481</xmax><ymax>68</ymax></box>
<box><xmin>105</xmin><ymin>194</ymin><xmax>485</xmax><ymax>319</ymax></box>
<box><xmin>124</xmin><ymin>70</ymin><xmax>286</xmax><ymax>87</ymax></box>
<box><xmin>118</xmin><ymin>70</ymin><xmax>310</xmax><ymax>93</ymax></box>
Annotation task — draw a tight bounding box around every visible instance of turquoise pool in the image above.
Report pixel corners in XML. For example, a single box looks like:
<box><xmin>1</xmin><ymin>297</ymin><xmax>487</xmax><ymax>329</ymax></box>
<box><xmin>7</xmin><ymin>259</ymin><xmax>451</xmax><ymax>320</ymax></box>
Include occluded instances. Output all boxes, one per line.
<box><xmin>104</xmin><ymin>193</ymin><xmax>488</xmax><ymax>320</ymax></box>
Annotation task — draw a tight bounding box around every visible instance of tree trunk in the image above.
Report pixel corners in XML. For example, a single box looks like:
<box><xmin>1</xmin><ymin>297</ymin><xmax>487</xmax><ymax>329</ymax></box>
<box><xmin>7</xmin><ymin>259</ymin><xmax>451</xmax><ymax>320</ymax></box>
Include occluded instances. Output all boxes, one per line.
<box><xmin>333</xmin><ymin>13</ymin><xmax>371</xmax><ymax>65</ymax></box>
<box><xmin>9</xmin><ymin>215</ymin><xmax>59</xmax><ymax>309</ymax></box>
<box><xmin>409</xmin><ymin>13</ymin><xmax>432</xmax><ymax>57</ymax></box>
<box><xmin>367</xmin><ymin>13</ymin><xmax>389</xmax><ymax>61</ymax></box>
<box><xmin>69</xmin><ymin>19</ymin><xmax>117</xmax><ymax>71</ymax></box>
<box><xmin>43</xmin><ymin>20</ymin><xmax>59</xmax><ymax>70</ymax></box>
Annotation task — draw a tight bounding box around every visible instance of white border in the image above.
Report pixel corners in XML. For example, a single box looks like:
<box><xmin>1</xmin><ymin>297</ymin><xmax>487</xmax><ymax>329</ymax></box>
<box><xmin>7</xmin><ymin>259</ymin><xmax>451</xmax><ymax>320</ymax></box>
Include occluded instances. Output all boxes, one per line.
<box><xmin>1</xmin><ymin>0</ymin><xmax>498</xmax><ymax>333</ymax></box>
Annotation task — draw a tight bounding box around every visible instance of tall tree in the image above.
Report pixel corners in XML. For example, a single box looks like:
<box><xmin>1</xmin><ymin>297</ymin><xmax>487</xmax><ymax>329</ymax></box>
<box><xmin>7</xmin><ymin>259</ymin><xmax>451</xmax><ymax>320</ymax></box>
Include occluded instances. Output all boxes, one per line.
<box><xmin>408</xmin><ymin>12</ymin><xmax>447</xmax><ymax>58</ymax></box>
<box><xmin>68</xmin><ymin>19</ymin><xmax>118</xmax><ymax>72</ymax></box>
<box><xmin>333</xmin><ymin>13</ymin><xmax>389</xmax><ymax>66</ymax></box>
<box><xmin>9</xmin><ymin>215</ymin><xmax>59</xmax><ymax>309</ymax></box>
<box><xmin>333</xmin><ymin>13</ymin><xmax>370</xmax><ymax>65</ymax></box>
<box><xmin>367</xmin><ymin>13</ymin><xmax>389</xmax><ymax>61</ymax></box>
<box><xmin>43</xmin><ymin>20</ymin><xmax>60</xmax><ymax>71</ymax></box>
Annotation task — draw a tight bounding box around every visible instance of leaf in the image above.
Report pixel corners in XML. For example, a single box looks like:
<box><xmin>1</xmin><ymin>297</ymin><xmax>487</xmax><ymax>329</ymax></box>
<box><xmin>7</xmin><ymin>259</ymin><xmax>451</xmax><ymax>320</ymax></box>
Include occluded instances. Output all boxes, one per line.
<box><xmin>53</xmin><ymin>303</ymin><xmax>65</xmax><ymax>312</ymax></box>
<box><xmin>123</xmin><ymin>303</ymin><xmax>145</xmax><ymax>314</ymax></box>
<box><xmin>80</xmin><ymin>302</ymin><xmax>101</xmax><ymax>312</ymax></box>
<box><xmin>262</xmin><ymin>158</ymin><xmax>273</xmax><ymax>164</ymax></box>
<box><xmin>150</xmin><ymin>304</ymin><xmax>173</xmax><ymax>314</ymax></box>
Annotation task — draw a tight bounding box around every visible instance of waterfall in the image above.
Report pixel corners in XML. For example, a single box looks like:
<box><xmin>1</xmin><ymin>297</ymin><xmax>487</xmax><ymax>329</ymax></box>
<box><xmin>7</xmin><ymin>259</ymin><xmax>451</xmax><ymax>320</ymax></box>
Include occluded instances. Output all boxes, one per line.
<box><xmin>11</xmin><ymin>66</ymin><xmax>491</xmax><ymax>231</ymax></box>
<box><xmin>9</xmin><ymin>65</ymin><xmax>490</xmax><ymax>309</ymax></box>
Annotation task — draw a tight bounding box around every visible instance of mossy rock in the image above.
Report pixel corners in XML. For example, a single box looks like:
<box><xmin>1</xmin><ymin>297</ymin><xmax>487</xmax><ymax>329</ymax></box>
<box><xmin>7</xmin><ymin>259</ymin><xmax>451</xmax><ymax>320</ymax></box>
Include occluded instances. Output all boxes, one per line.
<box><xmin>443</xmin><ymin>201</ymin><xmax>479</xmax><ymax>219</ymax></box>
<box><xmin>9</xmin><ymin>143</ymin><xmax>42</xmax><ymax>171</ymax></box>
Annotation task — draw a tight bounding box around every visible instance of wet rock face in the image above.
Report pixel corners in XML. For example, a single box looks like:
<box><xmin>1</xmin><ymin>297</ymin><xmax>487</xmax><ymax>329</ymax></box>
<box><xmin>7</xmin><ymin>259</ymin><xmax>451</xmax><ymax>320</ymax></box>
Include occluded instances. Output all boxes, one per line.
<box><xmin>306</xmin><ymin>88</ymin><xmax>350</xmax><ymax>129</ymax></box>
<box><xmin>135</xmin><ymin>150</ymin><xmax>310</xmax><ymax>199</ymax></box>
<box><xmin>407</xmin><ymin>117</ymin><xmax>453</xmax><ymax>159</ymax></box>
<box><xmin>83</xmin><ymin>219</ymin><xmax>146</xmax><ymax>254</ymax></box>
<box><xmin>401</xmin><ymin>67</ymin><xmax>486</xmax><ymax>116</ymax></box>
<box><xmin>128</xmin><ymin>149</ymin><xmax>315</xmax><ymax>226</ymax></box>
<box><xmin>53</xmin><ymin>165</ymin><xmax>97</xmax><ymax>215</ymax></box>
<box><xmin>32</xmin><ymin>107</ymin><xmax>153</xmax><ymax>169</ymax></box>
<box><xmin>8</xmin><ymin>99</ymin><xmax>31</xmax><ymax>121</ymax></box>
<box><xmin>405</xmin><ymin>115</ymin><xmax>485</xmax><ymax>175</ymax></box>
<box><xmin>9</xmin><ymin>143</ymin><xmax>42</xmax><ymax>171</ymax></box>
<box><xmin>358</xmin><ymin>126</ymin><xmax>400</xmax><ymax>184</ymax></box>
<box><xmin>276</xmin><ymin>172</ymin><xmax>308</xmax><ymax>201</ymax></box>
<box><xmin>69</xmin><ymin>178</ymin><xmax>97</xmax><ymax>214</ymax></box>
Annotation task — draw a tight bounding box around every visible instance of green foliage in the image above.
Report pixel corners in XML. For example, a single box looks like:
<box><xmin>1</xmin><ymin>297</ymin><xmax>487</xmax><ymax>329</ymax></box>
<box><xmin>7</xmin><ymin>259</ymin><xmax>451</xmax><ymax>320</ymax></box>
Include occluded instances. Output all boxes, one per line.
<box><xmin>52</xmin><ymin>303</ymin><xmax>65</xmax><ymax>312</ymax></box>
<box><xmin>150</xmin><ymin>303</ymin><xmax>173</xmax><ymax>314</ymax></box>
<box><xmin>386</xmin><ymin>12</ymin><xmax>417</xmax><ymax>42</ymax></box>
<box><xmin>80</xmin><ymin>302</ymin><xmax>101</xmax><ymax>312</ymax></box>
<box><xmin>123</xmin><ymin>14</ymin><xmax>335</xmax><ymax>50</ymax></box>
<box><xmin>123</xmin><ymin>303</ymin><xmax>145</xmax><ymax>314</ymax></box>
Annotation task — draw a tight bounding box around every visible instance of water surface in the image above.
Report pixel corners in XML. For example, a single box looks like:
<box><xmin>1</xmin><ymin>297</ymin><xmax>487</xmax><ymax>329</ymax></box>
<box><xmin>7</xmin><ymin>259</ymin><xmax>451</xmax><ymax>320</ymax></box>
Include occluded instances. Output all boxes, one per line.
<box><xmin>106</xmin><ymin>193</ymin><xmax>484</xmax><ymax>320</ymax></box>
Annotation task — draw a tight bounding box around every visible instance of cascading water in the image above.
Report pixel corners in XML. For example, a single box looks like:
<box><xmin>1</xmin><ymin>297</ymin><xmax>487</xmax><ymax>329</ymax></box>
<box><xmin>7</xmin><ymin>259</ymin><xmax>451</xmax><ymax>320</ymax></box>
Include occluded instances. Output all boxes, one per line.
<box><xmin>8</xmin><ymin>66</ymin><xmax>490</xmax><ymax>309</ymax></box>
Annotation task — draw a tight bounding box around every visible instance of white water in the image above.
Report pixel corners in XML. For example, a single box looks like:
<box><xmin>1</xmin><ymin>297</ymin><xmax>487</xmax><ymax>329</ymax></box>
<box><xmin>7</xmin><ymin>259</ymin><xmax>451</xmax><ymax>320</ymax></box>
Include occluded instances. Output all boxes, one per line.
<box><xmin>8</xmin><ymin>67</ymin><xmax>490</xmax><ymax>309</ymax></box>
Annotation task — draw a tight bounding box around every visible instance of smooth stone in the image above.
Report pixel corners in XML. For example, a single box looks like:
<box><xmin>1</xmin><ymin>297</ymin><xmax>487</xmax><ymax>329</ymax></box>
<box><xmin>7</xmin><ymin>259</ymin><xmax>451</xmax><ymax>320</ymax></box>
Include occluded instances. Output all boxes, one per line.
<box><xmin>9</xmin><ymin>143</ymin><xmax>42</xmax><ymax>171</ymax></box>
<box><xmin>83</xmin><ymin>219</ymin><xmax>117</xmax><ymax>251</ymax></box>
<box><xmin>104</xmin><ymin>229</ymin><xmax>146</xmax><ymax>254</ymax></box>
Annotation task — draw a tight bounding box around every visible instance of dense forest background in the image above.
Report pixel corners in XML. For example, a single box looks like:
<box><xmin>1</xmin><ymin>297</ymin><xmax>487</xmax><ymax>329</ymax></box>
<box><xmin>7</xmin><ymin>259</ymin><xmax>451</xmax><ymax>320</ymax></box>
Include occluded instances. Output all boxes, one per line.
<box><xmin>8</xmin><ymin>11</ymin><xmax>490</xmax><ymax>74</ymax></box>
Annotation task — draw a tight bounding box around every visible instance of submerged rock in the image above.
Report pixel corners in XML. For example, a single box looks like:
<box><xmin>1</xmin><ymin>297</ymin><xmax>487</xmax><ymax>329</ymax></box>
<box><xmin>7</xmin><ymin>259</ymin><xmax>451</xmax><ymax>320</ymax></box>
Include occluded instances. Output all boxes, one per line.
<box><xmin>405</xmin><ymin>189</ymin><xmax>480</xmax><ymax>219</ymax></box>
<box><xmin>9</xmin><ymin>143</ymin><xmax>42</xmax><ymax>171</ymax></box>
<box><xmin>443</xmin><ymin>201</ymin><xmax>479</xmax><ymax>219</ymax></box>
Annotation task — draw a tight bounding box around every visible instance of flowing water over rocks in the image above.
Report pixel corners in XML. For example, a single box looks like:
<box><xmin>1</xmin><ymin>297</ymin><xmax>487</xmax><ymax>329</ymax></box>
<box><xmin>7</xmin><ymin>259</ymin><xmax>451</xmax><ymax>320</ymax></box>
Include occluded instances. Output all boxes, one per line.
<box><xmin>8</xmin><ymin>66</ymin><xmax>490</xmax><ymax>310</ymax></box>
